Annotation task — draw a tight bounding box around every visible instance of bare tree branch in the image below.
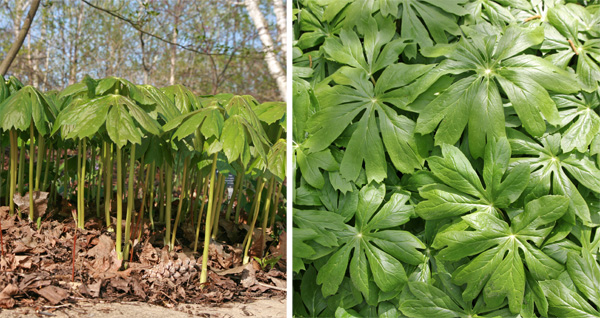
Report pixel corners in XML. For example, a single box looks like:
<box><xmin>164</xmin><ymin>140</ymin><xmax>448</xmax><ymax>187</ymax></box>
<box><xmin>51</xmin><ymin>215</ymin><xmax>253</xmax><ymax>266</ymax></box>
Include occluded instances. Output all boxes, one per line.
<box><xmin>0</xmin><ymin>0</ymin><xmax>41</xmax><ymax>76</ymax></box>
<box><xmin>80</xmin><ymin>0</ymin><xmax>260</xmax><ymax>58</ymax></box>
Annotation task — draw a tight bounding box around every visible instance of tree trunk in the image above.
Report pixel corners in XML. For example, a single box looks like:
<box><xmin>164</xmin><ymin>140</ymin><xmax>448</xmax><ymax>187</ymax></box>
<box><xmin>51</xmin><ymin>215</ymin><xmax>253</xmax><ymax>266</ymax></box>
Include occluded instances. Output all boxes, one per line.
<box><xmin>69</xmin><ymin>2</ymin><xmax>85</xmax><ymax>85</ymax></box>
<box><xmin>0</xmin><ymin>0</ymin><xmax>41</xmax><ymax>77</ymax></box>
<box><xmin>272</xmin><ymin>0</ymin><xmax>286</xmax><ymax>57</ymax></box>
<box><xmin>169</xmin><ymin>0</ymin><xmax>182</xmax><ymax>86</ymax></box>
<box><xmin>244</xmin><ymin>0</ymin><xmax>286</xmax><ymax>101</ymax></box>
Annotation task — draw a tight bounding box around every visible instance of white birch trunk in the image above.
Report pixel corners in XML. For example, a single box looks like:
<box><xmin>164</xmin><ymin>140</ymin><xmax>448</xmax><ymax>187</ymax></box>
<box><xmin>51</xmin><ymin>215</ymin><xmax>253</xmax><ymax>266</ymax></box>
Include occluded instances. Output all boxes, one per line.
<box><xmin>244</xmin><ymin>0</ymin><xmax>286</xmax><ymax>101</ymax></box>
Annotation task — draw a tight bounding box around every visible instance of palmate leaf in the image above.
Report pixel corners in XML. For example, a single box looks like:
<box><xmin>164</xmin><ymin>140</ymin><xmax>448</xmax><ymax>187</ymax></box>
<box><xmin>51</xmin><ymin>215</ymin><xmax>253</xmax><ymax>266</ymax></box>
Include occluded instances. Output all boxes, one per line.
<box><xmin>416</xmin><ymin>25</ymin><xmax>581</xmax><ymax>158</ymax></box>
<box><xmin>305</xmin><ymin>64</ymin><xmax>434</xmax><ymax>183</ymax></box>
<box><xmin>320</xmin><ymin>0</ymin><xmax>468</xmax><ymax>59</ymax></box>
<box><xmin>322</xmin><ymin>15</ymin><xmax>409</xmax><ymax>78</ymax></box>
<box><xmin>0</xmin><ymin>86</ymin><xmax>55</xmax><ymax>134</ymax></box>
<box><xmin>433</xmin><ymin>195</ymin><xmax>569</xmax><ymax>314</ymax></box>
<box><xmin>552</xmin><ymin>91</ymin><xmax>600</xmax><ymax>153</ymax></box>
<box><xmin>296</xmin><ymin>1</ymin><xmax>344</xmax><ymax>50</ymax></box>
<box><xmin>508</xmin><ymin>129</ymin><xmax>600</xmax><ymax>225</ymax></box>
<box><xmin>313</xmin><ymin>183</ymin><xmax>424</xmax><ymax>300</ymax></box>
<box><xmin>543</xmin><ymin>4</ymin><xmax>600</xmax><ymax>92</ymax></box>
<box><xmin>296</xmin><ymin>147</ymin><xmax>339</xmax><ymax>189</ymax></box>
<box><xmin>416</xmin><ymin>138</ymin><xmax>529</xmax><ymax>220</ymax></box>
<box><xmin>463</xmin><ymin>0</ymin><xmax>517</xmax><ymax>26</ymax></box>
<box><xmin>541</xmin><ymin>249</ymin><xmax>600</xmax><ymax>317</ymax></box>
<box><xmin>53</xmin><ymin>94</ymin><xmax>161</xmax><ymax>148</ymax></box>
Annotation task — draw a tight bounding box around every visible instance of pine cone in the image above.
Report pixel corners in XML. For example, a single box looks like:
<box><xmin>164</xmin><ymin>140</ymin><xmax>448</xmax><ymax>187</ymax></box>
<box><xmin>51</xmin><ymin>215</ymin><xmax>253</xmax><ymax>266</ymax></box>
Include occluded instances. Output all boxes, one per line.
<box><xmin>143</xmin><ymin>254</ymin><xmax>198</xmax><ymax>283</ymax></box>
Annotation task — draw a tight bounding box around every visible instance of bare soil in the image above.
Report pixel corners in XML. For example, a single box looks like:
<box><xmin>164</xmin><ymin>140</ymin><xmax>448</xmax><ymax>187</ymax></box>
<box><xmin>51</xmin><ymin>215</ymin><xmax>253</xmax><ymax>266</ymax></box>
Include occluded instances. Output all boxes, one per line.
<box><xmin>0</xmin><ymin>297</ymin><xmax>286</xmax><ymax>317</ymax></box>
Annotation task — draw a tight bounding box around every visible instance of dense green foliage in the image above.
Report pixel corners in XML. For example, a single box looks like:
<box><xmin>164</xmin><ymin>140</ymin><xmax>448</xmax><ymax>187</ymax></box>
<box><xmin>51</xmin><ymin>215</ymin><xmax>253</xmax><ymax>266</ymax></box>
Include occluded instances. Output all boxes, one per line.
<box><xmin>0</xmin><ymin>75</ymin><xmax>286</xmax><ymax>284</ymax></box>
<box><xmin>293</xmin><ymin>0</ymin><xmax>600</xmax><ymax>317</ymax></box>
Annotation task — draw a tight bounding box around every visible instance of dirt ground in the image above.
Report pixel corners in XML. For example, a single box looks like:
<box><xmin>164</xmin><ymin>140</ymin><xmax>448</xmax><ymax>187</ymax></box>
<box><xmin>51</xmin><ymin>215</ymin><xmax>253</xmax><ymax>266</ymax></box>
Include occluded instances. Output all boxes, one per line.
<box><xmin>0</xmin><ymin>296</ymin><xmax>286</xmax><ymax>317</ymax></box>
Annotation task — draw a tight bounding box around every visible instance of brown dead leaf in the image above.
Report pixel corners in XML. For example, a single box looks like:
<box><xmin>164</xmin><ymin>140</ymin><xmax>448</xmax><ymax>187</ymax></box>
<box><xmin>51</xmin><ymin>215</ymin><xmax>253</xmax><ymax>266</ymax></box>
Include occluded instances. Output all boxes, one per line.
<box><xmin>109</xmin><ymin>277</ymin><xmax>129</xmax><ymax>293</ymax></box>
<box><xmin>13</xmin><ymin>191</ymin><xmax>49</xmax><ymax>219</ymax></box>
<box><xmin>0</xmin><ymin>284</ymin><xmax>19</xmax><ymax>309</ymax></box>
<box><xmin>241</xmin><ymin>262</ymin><xmax>257</xmax><ymax>288</ymax></box>
<box><xmin>37</xmin><ymin>285</ymin><xmax>69</xmax><ymax>305</ymax></box>
<box><xmin>88</xmin><ymin>280</ymin><xmax>102</xmax><ymax>298</ymax></box>
<box><xmin>139</xmin><ymin>242</ymin><xmax>159</xmax><ymax>266</ymax></box>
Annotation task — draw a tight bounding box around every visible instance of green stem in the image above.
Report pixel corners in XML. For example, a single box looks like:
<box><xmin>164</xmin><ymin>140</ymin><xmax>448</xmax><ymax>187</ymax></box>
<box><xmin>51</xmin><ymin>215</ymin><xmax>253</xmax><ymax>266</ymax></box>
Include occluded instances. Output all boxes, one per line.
<box><xmin>269</xmin><ymin>182</ymin><xmax>282</xmax><ymax>229</ymax></box>
<box><xmin>234</xmin><ymin>170</ymin><xmax>245</xmax><ymax>224</ymax></box>
<box><xmin>34</xmin><ymin>133</ymin><xmax>44</xmax><ymax>191</ymax></box>
<box><xmin>96</xmin><ymin>143</ymin><xmax>104</xmax><ymax>218</ymax></box>
<box><xmin>211</xmin><ymin>173</ymin><xmax>225</xmax><ymax>239</ymax></box>
<box><xmin>193</xmin><ymin>188</ymin><xmax>208</xmax><ymax>253</ymax></box>
<box><xmin>165</xmin><ymin>163</ymin><xmax>173</xmax><ymax>246</ymax></box>
<box><xmin>28</xmin><ymin>123</ymin><xmax>35</xmax><ymax>220</ymax></box>
<box><xmin>116</xmin><ymin>145</ymin><xmax>123</xmax><ymax>260</ymax></box>
<box><xmin>200</xmin><ymin>153</ymin><xmax>218</xmax><ymax>284</ymax></box>
<box><xmin>191</xmin><ymin>170</ymin><xmax>203</xmax><ymax>225</ymax></box>
<box><xmin>243</xmin><ymin>178</ymin><xmax>266</xmax><ymax>264</ymax></box>
<box><xmin>159</xmin><ymin>164</ymin><xmax>165</xmax><ymax>223</ymax></box>
<box><xmin>123</xmin><ymin>143</ymin><xmax>136</xmax><ymax>261</ymax></box>
<box><xmin>148</xmin><ymin>161</ymin><xmax>156</xmax><ymax>230</ymax></box>
<box><xmin>259</xmin><ymin>177</ymin><xmax>276</xmax><ymax>257</ymax></box>
<box><xmin>170</xmin><ymin>156</ymin><xmax>189</xmax><ymax>251</ymax></box>
<box><xmin>18</xmin><ymin>136</ymin><xmax>25</xmax><ymax>195</ymax></box>
<box><xmin>63</xmin><ymin>147</ymin><xmax>68</xmax><ymax>201</ymax></box>
<box><xmin>134</xmin><ymin>163</ymin><xmax>151</xmax><ymax>242</ymax></box>
<box><xmin>42</xmin><ymin>144</ymin><xmax>51</xmax><ymax>191</ymax></box>
<box><xmin>9</xmin><ymin>130</ymin><xmax>17</xmax><ymax>216</ymax></box>
<box><xmin>193</xmin><ymin>175</ymin><xmax>208</xmax><ymax>253</ymax></box>
<box><xmin>79</xmin><ymin>138</ymin><xmax>87</xmax><ymax>229</ymax></box>
<box><xmin>88</xmin><ymin>144</ymin><xmax>95</xmax><ymax>203</ymax></box>
<box><xmin>104</xmin><ymin>142</ymin><xmax>113</xmax><ymax>227</ymax></box>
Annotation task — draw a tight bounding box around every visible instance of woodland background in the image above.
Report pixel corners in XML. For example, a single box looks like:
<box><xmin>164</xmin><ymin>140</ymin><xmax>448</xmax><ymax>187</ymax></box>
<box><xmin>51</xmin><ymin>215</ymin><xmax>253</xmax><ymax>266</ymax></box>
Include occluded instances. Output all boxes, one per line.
<box><xmin>0</xmin><ymin>0</ymin><xmax>286</xmax><ymax>102</ymax></box>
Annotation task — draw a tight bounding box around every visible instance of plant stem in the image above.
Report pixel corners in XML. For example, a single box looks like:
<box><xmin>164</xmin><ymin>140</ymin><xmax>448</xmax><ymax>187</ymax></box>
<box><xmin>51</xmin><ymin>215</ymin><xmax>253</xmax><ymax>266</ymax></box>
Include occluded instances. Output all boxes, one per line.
<box><xmin>133</xmin><ymin>163</ymin><xmax>150</xmax><ymax>244</ymax></box>
<box><xmin>63</xmin><ymin>147</ymin><xmax>68</xmax><ymax>202</ymax></box>
<box><xmin>96</xmin><ymin>143</ymin><xmax>104</xmax><ymax>218</ymax></box>
<box><xmin>28</xmin><ymin>122</ymin><xmax>35</xmax><ymax>220</ymax></box>
<box><xmin>234</xmin><ymin>171</ymin><xmax>245</xmax><ymax>224</ymax></box>
<box><xmin>170</xmin><ymin>156</ymin><xmax>189</xmax><ymax>250</ymax></box>
<box><xmin>104</xmin><ymin>142</ymin><xmax>113</xmax><ymax>227</ymax></box>
<box><xmin>259</xmin><ymin>177</ymin><xmax>276</xmax><ymax>256</ymax></box>
<box><xmin>88</xmin><ymin>144</ymin><xmax>95</xmax><ymax>203</ymax></box>
<box><xmin>18</xmin><ymin>135</ymin><xmax>25</xmax><ymax>195</ymax></box>
<box><xmin>243</xmin><ymin>177</ymin><xmax>266</xmax><ymax>264</ymax></box>
<box><xmin>269</xmin><ymin>181</ymin><xmax>282</xmax><ymax>229</ymax></box>
<box><xmin>159</xmin><ymin>163</ymin><xmax>165</xmax><ymax>223</ymax></box>
<box><xmin>193</xmin><ymin>191</ymin><xmax>207</xmax><ymax>253</ymax></box>
<box><xmin>42</xmin><ymin>143</ymin><xmax>51</xmax><ymax>191</ymax></box>
<box><xmin>34</xmin><ymin>133</ymin><xmax>44</xmax><ymax>191</ymax></box>
<box><xmin>116</xmin><ymin>145</ymin><xmax>123</xmax><ymax>260</ymax></box>
<box><xmin>165</xmin><ymin>163</ymin><xmax>173</xmax><ymax>246</ymax></box>
<box><xmin>148</xmin><ymin>161</ymin><xmax>156</xmax><ymax>230</ymax></box>
<box><xmin>78</xmin><ymin>138</ymin><xmax>87</xmax><ymax>229</ymax></box>
<box><xmin>200</xmin><ymin>153</ymin><xmax>218</xmax><ymax>284</ymax></box>
<box><xmin>123</xmin><ymin>143</ymin><xmax>136</xmax><ymax>261</ymax></box>
<box><xmin>211</xmin><ymin>173</ymin><xmax>226</xmax><ymax>239</ymax></box>
<box><xmin>8</xmin><ymin>130</ymin><xmax>16</xmax><ymax>216</ymax></box>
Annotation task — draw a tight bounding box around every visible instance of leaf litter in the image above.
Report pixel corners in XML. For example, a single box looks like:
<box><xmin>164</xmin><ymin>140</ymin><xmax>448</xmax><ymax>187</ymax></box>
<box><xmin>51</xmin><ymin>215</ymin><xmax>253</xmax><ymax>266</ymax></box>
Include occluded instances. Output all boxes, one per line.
<box><xmin>0</xmin><ymin>204</ymin><xmax>286</xmax><ymax>310</ymax></box>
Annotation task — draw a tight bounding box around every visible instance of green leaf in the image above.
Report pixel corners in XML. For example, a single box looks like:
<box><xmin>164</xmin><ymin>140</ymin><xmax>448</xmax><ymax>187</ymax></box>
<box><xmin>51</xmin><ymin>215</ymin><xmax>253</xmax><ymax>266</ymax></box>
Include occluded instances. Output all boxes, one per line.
<box><xmin>434</xmin><ymin>196</ymin><xmax>567</xmax><ymax>314</ymax></box>
<box><xmin>296</xmin><ymin>147</ymin><xmax>339</xmax><ymax>189</ymax></box>
<box><xmin>566</xmin><ymin>250</ymin><xmax>600</xmax><ymax>308</ymax></box>
<box><xmin>541</xmin><ymin>280</ymin><xmax>600</xmax><ymax>318</ymax></box>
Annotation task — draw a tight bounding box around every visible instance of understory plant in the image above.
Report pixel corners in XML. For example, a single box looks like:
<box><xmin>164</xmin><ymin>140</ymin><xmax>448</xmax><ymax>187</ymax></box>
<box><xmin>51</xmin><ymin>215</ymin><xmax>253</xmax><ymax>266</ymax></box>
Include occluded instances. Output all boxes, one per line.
<box><xmin>293</xmin><ymin>0</ymin><xmax>600</xmax><ymax>317</ymax></box>
<box><xmin>0</xmin><ymin>75</ymin><xmax>286</xmax><ymax>286</ymax></box>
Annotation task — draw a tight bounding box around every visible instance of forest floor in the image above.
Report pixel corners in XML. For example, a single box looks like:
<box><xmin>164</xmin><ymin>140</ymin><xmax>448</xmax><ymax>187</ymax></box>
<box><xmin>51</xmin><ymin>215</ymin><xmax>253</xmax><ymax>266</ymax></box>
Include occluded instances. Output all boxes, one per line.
<box><xmin>0</xmin><ymin>296</ymin><xmax>286</xmax><ymax>317</ymax></box>
<box><xmin>0</xmin><ymin>200</ymin><xmax>287</xmax><ymax>317</ymax></box>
